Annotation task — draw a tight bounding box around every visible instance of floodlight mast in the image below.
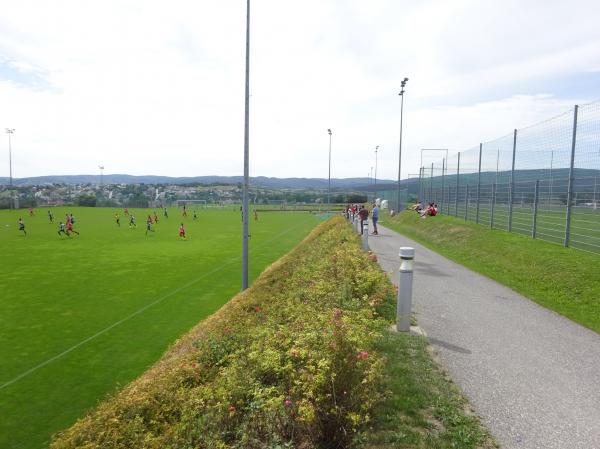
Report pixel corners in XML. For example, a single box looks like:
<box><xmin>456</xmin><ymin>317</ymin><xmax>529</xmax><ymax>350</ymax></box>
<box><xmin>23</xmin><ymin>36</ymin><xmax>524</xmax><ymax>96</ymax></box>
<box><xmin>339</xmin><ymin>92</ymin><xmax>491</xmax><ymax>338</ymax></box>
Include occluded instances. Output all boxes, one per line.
<box><xmin>327</xmin><ymin>129</ymin><xmax>332</xmax><ymax>211</ymax></box>
<box><xmin>374</xmin><ymin>145</ymin><xmax>379</xmax><ymax>200</ymax></box>
<box><xmin>242</xmin><ymin>0</ymin><xmax>251</xmax><ymax>290</ymax></box>
<box><xmin>397</xmin><ymin>77</ymin><xmax>408</xmax><ymax>212</ymax></box>
<box><xmin>5</xmin><ymin>128</ymin><xmax>15</xmax><ymax>209</ymax></box>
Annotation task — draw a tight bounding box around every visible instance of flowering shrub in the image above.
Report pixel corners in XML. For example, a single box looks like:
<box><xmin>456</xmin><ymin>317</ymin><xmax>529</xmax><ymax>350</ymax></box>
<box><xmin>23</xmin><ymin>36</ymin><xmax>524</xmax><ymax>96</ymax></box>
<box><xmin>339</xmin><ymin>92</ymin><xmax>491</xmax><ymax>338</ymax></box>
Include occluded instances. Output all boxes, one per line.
<box><xmin>51</xmin><ymin>217</ymin><xmax>395</xmax><ymax>449</ymax></box>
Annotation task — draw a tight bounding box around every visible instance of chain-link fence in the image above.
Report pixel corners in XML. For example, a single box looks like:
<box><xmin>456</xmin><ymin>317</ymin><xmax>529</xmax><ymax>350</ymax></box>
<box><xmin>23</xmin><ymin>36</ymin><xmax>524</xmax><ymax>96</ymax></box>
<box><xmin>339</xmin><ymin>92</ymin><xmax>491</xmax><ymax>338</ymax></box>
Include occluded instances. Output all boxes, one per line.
<box><xmin>419</xmin><ymin>101</ymin><xmax>600</xmax><ymax>254</ymax></box>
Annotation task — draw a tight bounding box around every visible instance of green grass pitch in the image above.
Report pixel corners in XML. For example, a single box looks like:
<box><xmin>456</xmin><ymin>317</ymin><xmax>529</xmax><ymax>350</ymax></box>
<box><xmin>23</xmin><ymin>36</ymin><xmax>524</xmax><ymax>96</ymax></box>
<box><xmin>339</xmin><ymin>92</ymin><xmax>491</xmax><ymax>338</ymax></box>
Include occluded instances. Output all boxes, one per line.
<box><xmin>0</xmin><ymin>206</ymin><xmax>318</xmax><ymax>449</ymax></box>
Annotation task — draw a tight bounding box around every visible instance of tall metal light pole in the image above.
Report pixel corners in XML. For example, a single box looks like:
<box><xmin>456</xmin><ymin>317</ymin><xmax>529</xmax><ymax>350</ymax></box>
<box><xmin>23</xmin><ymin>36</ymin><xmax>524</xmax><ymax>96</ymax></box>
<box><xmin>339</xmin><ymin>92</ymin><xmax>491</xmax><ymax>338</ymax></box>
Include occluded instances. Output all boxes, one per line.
<box><xmin>242</xmin><ymin>0</ymin><xmax>251</xmax><ymax>290</ymax></box>
<box><xmin>327</xmin><ymin>129</ymin><xmax>332</xmax><ymax>211</ymax></box>
<box><xmin>374</xmin><ymin>146</ymin><xmax>379</xmax><ymax>201</ymax></box>
<box><xmin>5</xmin><ymin>128</ymin><xmax>15</xmax><ymax>209</ymax></box>
<box><xmin>396</xmin><ymin>77</ymin><xmax>408</xmax><ymax>212</ymax></box>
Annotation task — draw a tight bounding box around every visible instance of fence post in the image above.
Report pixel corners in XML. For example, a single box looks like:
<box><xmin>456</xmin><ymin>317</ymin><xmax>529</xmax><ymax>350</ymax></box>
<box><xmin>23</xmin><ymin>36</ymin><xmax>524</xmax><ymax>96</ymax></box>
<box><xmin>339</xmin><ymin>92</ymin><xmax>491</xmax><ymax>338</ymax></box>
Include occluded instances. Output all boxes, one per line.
<box><xmin>464</xmin><ymin>184</ymin><xmax>469</xmax><ymax>221</ymax></box>
<box><xmin>532</xmin><ymin>179</ymin><xmax>540</xmax><ymax>238</ymax></box>
<box><xmin>441</xmin><ymin>158</ymin><xmax>446</xmax><ymax>213</ymax></box>
<box><xmin>397</xmin><ymin>247</ymin><xmax>415</xmax><ymax>332</ymax></box>
<box><xmin>455</xmin><ymin>152</ymin><xmax>461</xmax><ymax>216</ymax></box>
<box><xmin>564</xmin><ymin>104</ymin><xmax>579</xmax><ymax>247</ymax></box>
<box><xmin>476</xmin><ymin>143</ymin><xmax>482</xmax><ymax>224</ymax></box>
<box><xmin>490</xmin><ymin>182</ymin><xmax>496</xmax><ymax>228</ymax></box>
<box><xmin>418</xmin><ymin>167</ymin><xmax>423</xmax><ymax>202</ymax></box>
<box><xmin>508</xmin><ymin>129</ymin><xmax>517</xmax><ymax>232</ymax></box>
<box><xmin>430</xmin><ymin>162</ymin><xmax>434</xmax><ymax>204</ymax></box>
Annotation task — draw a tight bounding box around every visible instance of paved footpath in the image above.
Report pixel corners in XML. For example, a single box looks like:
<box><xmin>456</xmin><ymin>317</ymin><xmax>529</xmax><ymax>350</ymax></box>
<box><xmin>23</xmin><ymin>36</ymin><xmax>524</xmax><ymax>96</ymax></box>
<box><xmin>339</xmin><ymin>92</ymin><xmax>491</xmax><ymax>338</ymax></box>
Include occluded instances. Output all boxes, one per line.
<box><xmin>368</xmin><ymin>224</ymin><xmax>600</xmax><ymax>449</ymax></box>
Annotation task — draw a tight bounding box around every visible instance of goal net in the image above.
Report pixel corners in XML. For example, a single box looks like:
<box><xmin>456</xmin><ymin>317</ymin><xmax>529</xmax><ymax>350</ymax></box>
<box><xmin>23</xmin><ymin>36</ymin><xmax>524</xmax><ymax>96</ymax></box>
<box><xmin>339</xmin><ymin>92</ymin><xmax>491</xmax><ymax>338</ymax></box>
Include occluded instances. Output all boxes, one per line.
<box><xmin>266</xmin><ymin>200</ymin><xmax>287</xmax><ymax>209</ymax></box>
<box><xmin>176</xmin><ymin>200</ymin><xmax>207</xmax><ymax>209</ymax></box>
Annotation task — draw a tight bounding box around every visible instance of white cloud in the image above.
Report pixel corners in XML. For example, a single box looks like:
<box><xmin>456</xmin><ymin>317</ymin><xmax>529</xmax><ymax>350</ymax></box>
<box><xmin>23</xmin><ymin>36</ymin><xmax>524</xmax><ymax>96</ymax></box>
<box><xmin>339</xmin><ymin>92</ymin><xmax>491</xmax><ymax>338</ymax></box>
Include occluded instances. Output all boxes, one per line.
<box><xmin>0</xmin><ymin>0</ymin><xmax>599</xmax><ymax>180</ymax></box>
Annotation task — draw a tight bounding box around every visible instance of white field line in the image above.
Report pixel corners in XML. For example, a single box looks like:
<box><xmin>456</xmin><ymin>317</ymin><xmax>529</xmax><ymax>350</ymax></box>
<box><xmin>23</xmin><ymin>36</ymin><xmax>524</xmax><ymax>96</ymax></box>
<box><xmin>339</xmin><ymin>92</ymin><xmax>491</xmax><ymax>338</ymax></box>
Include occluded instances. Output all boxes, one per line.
<box><xmin>0</xmin><ymin>223</ymin><xmax>308</xmax><ymax>390</ymax></box>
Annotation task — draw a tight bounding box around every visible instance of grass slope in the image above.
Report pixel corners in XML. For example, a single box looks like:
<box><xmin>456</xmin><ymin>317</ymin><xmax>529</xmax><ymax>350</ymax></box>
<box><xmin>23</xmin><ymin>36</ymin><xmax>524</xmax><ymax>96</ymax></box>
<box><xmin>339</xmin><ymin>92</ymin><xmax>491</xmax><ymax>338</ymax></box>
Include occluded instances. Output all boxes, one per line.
<box><xmin>51</xmin><ymin>216</ymin><xmax>495</xmax><ymax>449</ymax></box>
<box><xmin>384</xmin><ymin>211</ymin><xmax>600</xmax><ymax>334</ymax></box>
<box><xmin>0</xmin><ymin>207</ymin><xmax>317</xmax><ymax>449</ymax></box>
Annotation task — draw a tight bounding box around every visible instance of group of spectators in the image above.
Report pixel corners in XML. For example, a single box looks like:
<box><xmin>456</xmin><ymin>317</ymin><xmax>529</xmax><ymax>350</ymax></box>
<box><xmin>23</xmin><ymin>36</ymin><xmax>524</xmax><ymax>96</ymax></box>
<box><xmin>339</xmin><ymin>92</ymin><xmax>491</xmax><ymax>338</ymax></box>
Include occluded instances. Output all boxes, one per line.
<box><xmin>345</xmin><ymin>203</ymin><xmax>379</xmax><ymax>235</ymax></box>
<box><xmin>410</xmin><ymin>201</ymin><xmax>439</xmax><ymax>218</ymax></box>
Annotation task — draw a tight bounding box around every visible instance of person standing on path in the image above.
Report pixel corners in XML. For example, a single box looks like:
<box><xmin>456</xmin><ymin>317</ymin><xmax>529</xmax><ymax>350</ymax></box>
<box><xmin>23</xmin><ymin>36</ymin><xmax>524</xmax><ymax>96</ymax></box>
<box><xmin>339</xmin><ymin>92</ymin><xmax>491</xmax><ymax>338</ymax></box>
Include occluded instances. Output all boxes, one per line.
<box><xmin>358</xmin><ymin>205</ymin><xmax>369</xmax><ymax>235</ymax></box>
<box><xmin>371</xmin><ymin>203</ymin><xmax>379</xmax><ymax>235</ymax></box>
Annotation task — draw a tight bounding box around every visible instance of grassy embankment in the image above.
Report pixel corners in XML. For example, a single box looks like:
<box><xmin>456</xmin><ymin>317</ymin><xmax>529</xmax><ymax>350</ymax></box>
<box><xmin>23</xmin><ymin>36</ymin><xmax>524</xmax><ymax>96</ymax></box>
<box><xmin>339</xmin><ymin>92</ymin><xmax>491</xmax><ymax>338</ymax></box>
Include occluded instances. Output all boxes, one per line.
<box><xmin>51</xmin><ymin>216</ymin><xmax>495</xmax><ymax>449</ymax></box>
<box><xmin>384</xmin><ymin>211</ymin><xmax>600</xmax><ymax>334</ymax></box>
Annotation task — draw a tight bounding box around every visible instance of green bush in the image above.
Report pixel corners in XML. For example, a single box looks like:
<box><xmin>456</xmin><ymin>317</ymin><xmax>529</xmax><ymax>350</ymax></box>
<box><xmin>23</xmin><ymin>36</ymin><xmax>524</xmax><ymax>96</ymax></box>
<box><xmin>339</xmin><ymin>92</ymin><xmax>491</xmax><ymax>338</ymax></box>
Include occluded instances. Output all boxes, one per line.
<box><xmin>51</xmin><ymin>217</ymin><xmax>394</xmax><ymax>449</ymax></box>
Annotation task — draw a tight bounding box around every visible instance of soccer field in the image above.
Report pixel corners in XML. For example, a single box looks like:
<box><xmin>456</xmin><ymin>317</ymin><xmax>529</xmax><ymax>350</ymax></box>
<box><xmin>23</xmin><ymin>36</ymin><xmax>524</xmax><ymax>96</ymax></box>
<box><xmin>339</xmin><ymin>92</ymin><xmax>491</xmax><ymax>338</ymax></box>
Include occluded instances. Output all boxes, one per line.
<box><xmin>0</xmin><ymin>207</ymin><xmax>318</xmax><ymax>449</ymax></box>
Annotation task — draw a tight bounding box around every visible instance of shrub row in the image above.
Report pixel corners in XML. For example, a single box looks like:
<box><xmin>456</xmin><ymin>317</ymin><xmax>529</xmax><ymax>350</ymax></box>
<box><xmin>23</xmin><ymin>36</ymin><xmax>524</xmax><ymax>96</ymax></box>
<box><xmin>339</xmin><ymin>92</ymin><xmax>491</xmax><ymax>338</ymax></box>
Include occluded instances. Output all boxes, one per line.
<box><xmin>52</xmin><ymin>216</ymin><xmax>395</xmax><ymax>449</ymax></box>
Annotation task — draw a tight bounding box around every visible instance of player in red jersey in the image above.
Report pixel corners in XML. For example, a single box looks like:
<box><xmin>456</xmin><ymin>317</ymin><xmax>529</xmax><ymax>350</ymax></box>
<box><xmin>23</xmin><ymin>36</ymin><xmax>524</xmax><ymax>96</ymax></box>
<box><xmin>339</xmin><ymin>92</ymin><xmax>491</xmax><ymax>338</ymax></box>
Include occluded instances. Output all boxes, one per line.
<box><xmin>179</xmin><ymin>223</ymin><xmax>186</xmax><ymax>240</ymax></box>
<box><xmin>145</xmin><ymin>215</ymin><xmax>155</xmax><ymax>236</ymax></box>
<box><xmin>66</xmin><ymin>220</ymin><xmax>79</xmax><ymax>236</ymax></box>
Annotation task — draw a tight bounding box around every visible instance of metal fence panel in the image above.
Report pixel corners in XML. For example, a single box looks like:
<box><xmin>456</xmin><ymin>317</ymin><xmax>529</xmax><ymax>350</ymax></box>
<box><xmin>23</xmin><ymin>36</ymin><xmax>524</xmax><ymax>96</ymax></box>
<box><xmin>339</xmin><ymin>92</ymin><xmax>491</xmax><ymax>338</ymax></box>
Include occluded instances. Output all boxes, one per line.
<box><xmin>415</xmin><ymin>101</ymin><xmax>600</xmax><ymax>255</ymax></box>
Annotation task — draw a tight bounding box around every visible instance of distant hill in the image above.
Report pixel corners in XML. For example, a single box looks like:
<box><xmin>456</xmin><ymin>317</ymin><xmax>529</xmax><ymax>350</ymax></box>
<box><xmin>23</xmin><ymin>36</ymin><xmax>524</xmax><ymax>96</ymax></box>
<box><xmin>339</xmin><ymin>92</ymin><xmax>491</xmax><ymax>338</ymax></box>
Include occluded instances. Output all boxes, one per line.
<box><xmin>0</xmin><ymin>174</ymin><xmax>398</xmax><ymax>190</ymax></box>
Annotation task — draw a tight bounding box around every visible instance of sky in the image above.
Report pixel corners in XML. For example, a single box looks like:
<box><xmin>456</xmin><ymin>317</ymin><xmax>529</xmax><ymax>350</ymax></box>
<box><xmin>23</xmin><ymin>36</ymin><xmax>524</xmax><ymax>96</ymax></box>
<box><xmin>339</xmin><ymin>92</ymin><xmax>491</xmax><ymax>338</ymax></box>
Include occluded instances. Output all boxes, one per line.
<box><xmin>1</xmin><ymin>0</ymin><xmax>600</xmax><ymax>180</ymax></box>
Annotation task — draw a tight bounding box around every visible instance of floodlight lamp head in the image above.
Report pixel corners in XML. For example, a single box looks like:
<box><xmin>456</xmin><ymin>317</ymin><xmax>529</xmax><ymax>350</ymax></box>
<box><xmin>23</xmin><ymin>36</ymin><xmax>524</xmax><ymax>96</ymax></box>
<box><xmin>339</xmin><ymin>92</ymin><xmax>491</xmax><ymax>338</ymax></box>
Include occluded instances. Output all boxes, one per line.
<box><xmin>328</xmin><ymin>128</ymin><xmax>332</xmax><ymax>135</ymax></box>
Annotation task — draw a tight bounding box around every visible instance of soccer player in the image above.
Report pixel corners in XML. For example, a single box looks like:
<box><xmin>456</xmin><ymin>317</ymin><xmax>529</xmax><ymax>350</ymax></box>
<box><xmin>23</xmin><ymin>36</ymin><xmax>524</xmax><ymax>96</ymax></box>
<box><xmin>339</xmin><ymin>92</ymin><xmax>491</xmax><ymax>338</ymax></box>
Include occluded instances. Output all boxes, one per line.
<box><xmin>115</xmin><ymin>212</ymin><xmax>121</xmax><ymax>227</ymax></box>
<box><xmin>69</xmin><ymin>214</ymin><xmax>76</xmax><ymax>225</ymax></box>
<box><xmin>182</xmin><ymin>204</ymin><xmax>187</xmax><ymax>217</ymax></box>
<box><xmin>129</xmin><ymin>214</ymin><xmax>137</xmax><ymax>228</ymax></box>
<box><xmin>28</xmin><ymin>207</ymin><xmax>34</xmax><ymax>217</ymax></box>
<box><xmin>153</xmin><ymin>211</ymin><xmax>159</xmax><ymax>224</ymax></box>
<box><xmin>124</xmin><ymin>207</ymin><xmax>129</xmax><ymax>216</ymax></box>
<box><xmin>193</xmin><ymin>210</ymin><xmax>198</xmax><ymax>220</ymax></box>
<box><xmin>58</xmin><ymin>222</ymin><xmax>67</xmax><ymax>237</ymax></box>
<box><xmin>163</xmin><ymin>207</ymin><xmax>168</xmax><ymax>218</ymax></box>
<box><xmin>48</xmin><ymin>210</ymin><xmax>54</xmax><ymax>223</ymax></box>
<box><xmin>145</xmin><ymin>215</ymin><xmax>154</xmax><ymax>236</ymax></box>
<box><xmin>18</xmin><ymin>218</ymin><xmax>26</xmax><ymax>236</ymax></box>
<box><xmin>179</xmin><ymin>222</ymin><xmax>186</xmax><ymax>240</ymax></box>
<box><xmin>254</xmin><ymin>208</ymin><xmax>258</xmax><ymax>221</ymax></box>
<box><xmin>66</xmin><ymin>219</ymin><xmax>80</xmax><ymax>236</ymax></box>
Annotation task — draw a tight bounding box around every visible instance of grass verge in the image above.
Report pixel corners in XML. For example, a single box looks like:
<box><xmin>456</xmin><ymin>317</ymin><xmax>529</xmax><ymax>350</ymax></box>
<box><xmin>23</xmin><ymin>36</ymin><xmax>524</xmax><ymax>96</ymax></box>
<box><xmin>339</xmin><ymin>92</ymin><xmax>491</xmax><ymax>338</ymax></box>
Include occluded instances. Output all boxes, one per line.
<box><xmin>51</xmin><ymin>216</ymin><xmax>495</xmax><ymax>449</ymax></box>
<box><xmin>384</xmin><ymin>211</ymin><xmax>600</xmax><ymax>334</ymax></box>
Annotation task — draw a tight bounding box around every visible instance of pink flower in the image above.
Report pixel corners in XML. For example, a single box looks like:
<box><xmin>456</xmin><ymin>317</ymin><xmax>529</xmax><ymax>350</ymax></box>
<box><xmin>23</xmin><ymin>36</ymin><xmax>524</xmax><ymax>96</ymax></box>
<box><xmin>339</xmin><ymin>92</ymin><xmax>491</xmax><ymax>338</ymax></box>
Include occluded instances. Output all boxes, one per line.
<box><xmin>284</xmin><ymin>399</ymin><xmax>292</xmax><ymax>407</ymax></box>
<box><xmin>357</xmin><ymin>351</ymin><xmax>369</xmax><ymax>360</ymax></box>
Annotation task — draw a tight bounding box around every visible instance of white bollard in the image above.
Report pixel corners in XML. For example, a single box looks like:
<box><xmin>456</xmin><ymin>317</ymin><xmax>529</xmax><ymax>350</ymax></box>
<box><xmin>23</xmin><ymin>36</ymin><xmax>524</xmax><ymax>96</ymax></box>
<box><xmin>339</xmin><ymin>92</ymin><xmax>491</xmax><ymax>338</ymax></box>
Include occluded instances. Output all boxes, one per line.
<box><xmin>397</xmin><ymin>247</ymin><xmax>415</xmax><ymax>332</ymax></box>
<box><xmin>362</xmin><ymin>221</ymin><xmax>369</xmax><ymax>250</ymax></box>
